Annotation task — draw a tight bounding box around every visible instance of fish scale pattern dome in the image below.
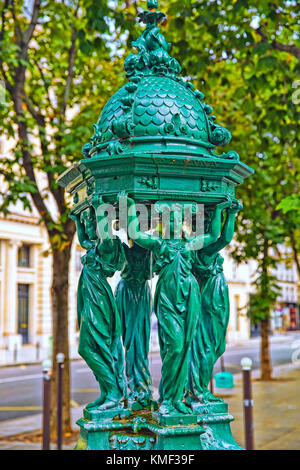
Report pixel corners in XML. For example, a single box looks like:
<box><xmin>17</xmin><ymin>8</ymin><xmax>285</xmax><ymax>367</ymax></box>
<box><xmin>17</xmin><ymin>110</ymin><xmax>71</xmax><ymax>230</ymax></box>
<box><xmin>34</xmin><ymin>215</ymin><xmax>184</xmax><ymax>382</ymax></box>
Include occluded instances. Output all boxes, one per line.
<box><xmin>82</xmin><ymin>0</ymin><xmax>233</xmax><ymax>158</ymax></box>
<box><xmin>98</xmin><ymin>75</ymin><xmax>209</xmax><ymax>143</ymax></box>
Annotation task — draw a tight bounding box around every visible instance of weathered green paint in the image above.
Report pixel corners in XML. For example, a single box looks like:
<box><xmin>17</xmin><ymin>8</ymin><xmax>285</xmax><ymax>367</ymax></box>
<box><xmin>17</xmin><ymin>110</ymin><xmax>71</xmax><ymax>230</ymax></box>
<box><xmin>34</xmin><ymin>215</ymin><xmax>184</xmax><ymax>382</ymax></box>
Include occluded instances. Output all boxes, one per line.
<box><xmin>57</xmin><ymin>0</ymin><xmax>254</xmax><ymax>451</ymax></box>
<box><xmin>75</xmin><ymin>411</ymin><xmax>206</xmax><ymax>450</ymax></box>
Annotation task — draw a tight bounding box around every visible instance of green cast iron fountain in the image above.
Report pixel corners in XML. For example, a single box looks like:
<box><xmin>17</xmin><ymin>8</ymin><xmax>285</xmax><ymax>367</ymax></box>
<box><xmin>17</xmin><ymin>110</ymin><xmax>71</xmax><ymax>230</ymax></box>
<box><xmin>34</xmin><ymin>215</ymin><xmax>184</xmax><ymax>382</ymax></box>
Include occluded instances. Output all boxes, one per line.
<box><xmin>58</xmin><ymin>0</ymin><xmax>254</xmax><ymax>451</ymax></box>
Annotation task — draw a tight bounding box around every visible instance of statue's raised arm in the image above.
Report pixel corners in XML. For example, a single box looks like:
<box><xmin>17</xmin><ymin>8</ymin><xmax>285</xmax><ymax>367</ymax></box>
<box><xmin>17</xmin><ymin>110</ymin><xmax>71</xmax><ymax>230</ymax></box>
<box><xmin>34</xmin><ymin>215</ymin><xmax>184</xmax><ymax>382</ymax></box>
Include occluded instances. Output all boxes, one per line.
<box><xmin>70</xmin><ymin>210</ymin><xmax>94</xmax><ymax>251</ymax></box>
<box><xmin>202</xmin><ymin>200</ymin><xmax>243</xmax><ymax>256</ymax></box>
<box><xmin>119</xmin><ymin>192</ymin><xmax>161</xmax><ymax>252</ymax></box>
<box><xmin>187</xmin><ymin>199</ymin><xmax>232</xmax><ymax>251</ymax></box>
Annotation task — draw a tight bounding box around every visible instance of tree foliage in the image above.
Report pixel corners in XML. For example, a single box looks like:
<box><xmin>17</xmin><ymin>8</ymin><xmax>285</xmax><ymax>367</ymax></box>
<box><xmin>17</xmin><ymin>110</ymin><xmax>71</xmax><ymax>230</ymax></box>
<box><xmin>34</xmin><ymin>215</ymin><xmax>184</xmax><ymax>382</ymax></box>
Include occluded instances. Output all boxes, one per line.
<box><xmin>0</xmin><ymin>0</ymin><xmax>126</xmax><ymax>434</ymax></box>
<box><xmin>109</xmin><ymin>0</ymin><xmax>300</xmax><ymax>379</ymax></box>
<box><xmin>1</xmin><ymin>0</ymin><xmax>299</xmax><ymax>410</ymax></box>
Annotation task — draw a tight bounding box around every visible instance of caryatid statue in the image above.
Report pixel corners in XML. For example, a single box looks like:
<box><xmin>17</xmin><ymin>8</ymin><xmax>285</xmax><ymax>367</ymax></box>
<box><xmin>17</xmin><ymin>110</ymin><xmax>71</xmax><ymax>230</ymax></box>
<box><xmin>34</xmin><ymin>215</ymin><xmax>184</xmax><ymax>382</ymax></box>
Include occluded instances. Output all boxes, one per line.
<box><xmin>186</xmin><ymin>200</ymin><xmax>242</xmax><ymax>405</ymax></box>
<box><xmin>70</xmin><ymin>198</ymin><xmax>126</xmax><ymax>412</ymax></box>
<box><xmin>121</xmin><ymin>193</ymin><xmax>231</xmax><ymax>415</ymax></box>
<box><xmin>115</xmin><ymin>240</ymin><xmax>153</xmax><ymax>409</ymax></box>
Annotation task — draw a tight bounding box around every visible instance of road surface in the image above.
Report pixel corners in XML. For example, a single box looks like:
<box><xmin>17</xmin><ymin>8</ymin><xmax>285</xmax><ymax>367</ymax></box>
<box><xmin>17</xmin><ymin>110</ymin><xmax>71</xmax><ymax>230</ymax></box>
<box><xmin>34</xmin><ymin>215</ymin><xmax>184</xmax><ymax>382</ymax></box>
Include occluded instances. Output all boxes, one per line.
<box><xmin>0</xmin><ymin>335</ymin><xmax>298</xmax><ymax>423</ymax></box>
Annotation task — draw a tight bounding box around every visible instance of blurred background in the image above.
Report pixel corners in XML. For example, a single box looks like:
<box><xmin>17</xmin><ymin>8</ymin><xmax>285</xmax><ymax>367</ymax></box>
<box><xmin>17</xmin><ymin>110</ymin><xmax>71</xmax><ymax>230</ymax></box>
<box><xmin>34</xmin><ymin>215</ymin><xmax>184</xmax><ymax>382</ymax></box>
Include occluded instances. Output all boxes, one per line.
<box><xmin>0</xmin><ymin>0</ymin><xmax>299</xmax><ymax>450</ymax></box>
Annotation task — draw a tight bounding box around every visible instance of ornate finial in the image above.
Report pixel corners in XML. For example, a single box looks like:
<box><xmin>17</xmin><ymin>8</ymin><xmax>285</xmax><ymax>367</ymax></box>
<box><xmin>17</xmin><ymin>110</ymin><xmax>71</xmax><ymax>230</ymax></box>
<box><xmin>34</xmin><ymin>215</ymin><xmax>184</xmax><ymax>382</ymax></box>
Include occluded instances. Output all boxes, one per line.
<box><xmin>147</xmin><ymin>0</ymin><xmax>158</xmax><ymax>10</ymax></box>
<box><xmin>124</xmin><ymin>0</ymin><xmax>181</xmax><ymax>78</ymax></box>
<box><xmin>137</xmin><ymin>0</ymin><xmax>167</xmax><ymax>28</ymax></box>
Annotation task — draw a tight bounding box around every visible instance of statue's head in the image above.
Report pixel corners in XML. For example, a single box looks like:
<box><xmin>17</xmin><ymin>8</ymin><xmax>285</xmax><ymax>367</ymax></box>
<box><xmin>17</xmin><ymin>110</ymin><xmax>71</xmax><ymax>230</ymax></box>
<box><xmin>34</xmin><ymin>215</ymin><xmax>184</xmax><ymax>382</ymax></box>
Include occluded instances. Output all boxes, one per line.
<box><xmin>168</xmin><ymin>206</ymin><xmax>184</xmax><ymax>238</ymax></box>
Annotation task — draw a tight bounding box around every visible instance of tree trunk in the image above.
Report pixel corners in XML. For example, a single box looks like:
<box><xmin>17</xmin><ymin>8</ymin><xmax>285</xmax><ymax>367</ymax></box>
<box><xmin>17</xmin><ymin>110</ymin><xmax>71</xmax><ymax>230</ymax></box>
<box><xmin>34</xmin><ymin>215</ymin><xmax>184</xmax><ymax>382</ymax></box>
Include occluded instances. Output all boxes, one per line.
<box><xmin>260</xmin><ymin>239</ymin><xmax>273</xmax><ymax>381</ymax></box>
<box><xmin>260</xmin><ymin>317</ymin><xmax>272</xmax><ymax>380</ymax></box>
<box><xmin>50</xmin><ymin>245</ymin><xmax>73</xmax><ymax>438</ymax></box>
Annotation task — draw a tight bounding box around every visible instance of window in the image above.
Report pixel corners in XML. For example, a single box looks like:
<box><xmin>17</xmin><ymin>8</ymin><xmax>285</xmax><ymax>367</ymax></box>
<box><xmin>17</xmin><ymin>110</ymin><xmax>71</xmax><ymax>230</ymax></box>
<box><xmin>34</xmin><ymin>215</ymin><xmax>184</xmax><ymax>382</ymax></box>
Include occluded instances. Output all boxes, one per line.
<box><xmin>18</xmin><ymin>244</ymin><xmax>31</xmax><ymax>268</ymax></box>
<box><xmin>18</xmin><ymin>284</ymin><xmax>30</xmax><ymax>344</ymax></box>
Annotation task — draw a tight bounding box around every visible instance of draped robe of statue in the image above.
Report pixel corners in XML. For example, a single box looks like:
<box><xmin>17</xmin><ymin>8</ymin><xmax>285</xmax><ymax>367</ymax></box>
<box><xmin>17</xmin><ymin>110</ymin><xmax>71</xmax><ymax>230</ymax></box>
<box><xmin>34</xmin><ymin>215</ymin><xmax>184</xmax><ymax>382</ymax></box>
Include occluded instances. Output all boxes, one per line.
<box><xmin>187</xmin><ymin>253</ymin><xmax>229</xmax><ymax>403</ymax></box>
<box><xmin>123</xmin><ymin>195</ymin><xmax>230</xmax><ymax>415</ymax></box>
<box><xmin>186</xmin><ymin>206</ymin><xmax>240</xmax><ymax>403</ymax></box>
<box><xmin>115</xmin><ymin>242</ymin><xmax>153</xmax><ymax>406</ymax></box>
<box><xmin>153</xmin><ymin>240</ymin><xmax>200</xmax><ymax>410</ymax></box>
<box><xmin>73</xmin><ymin>208</ymin><xmax>126</xmax><ymax>411</ymax></box>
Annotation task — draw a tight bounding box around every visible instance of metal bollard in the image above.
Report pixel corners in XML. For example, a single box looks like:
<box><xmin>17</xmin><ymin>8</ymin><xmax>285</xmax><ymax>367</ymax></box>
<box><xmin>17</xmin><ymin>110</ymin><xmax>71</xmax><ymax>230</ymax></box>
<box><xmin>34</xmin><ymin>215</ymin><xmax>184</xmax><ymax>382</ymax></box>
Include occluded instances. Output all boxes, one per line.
<box><xmin>13</xmin><ymin>343</ymin><xmax>18</xmax><ymax>363</ymax></box>
<box><xmin>241</xmin><ymin>357</ymin><xmax>254</xmax><ymax>450</ymax></box>
<box><xmin>36</xmin><ymin>342</ymin><xmax>40</xmax><ymax>361</ymax></box>
<box><xmin>42</xmin><ymin>359</ymin><xmax>52</xmax><ymax>450</ymax></box>
<box><xmin>56</xmin><ymin>353</ymin><xmax>65</xmax><ymax>451</ymax></box>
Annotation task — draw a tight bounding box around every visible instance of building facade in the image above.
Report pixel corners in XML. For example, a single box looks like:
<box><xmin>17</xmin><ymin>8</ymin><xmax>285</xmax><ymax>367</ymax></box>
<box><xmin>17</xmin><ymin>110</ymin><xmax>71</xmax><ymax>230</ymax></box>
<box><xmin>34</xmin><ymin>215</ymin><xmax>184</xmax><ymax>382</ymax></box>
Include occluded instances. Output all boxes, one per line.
<box><xmin>0</xmin><ymin>210</ymin><xmax>299</xmax><ymax>356</ymax></box>
<box><xmin>0</xmin><ymin>210</ymin><xmax>81</xmax><ymax>352</ymax></box>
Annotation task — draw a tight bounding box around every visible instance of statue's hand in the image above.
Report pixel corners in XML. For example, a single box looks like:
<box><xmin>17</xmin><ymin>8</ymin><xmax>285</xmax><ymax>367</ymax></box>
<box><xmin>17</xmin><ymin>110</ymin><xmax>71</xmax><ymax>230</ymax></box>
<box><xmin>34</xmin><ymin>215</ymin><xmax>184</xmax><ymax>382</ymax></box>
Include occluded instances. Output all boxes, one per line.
<box><xmin>228</xmin><ymin>200</ymin><xmax>243</xmax><ymax>214</ymax></box>
<box><xmin>117</xmin><ymin>190</ymin><xmax>127</xmax><ymax>201</ymax></box>
<box><xmin>217</xmin><ymin>196</ymin><xmax>232</xmax><ymax>211</ymax></box>
<box><xmin>69</xmin><ymin>211</ymin><xmax>77</xmax><ymax>221</ymax></box>
<box><xmin>118</xmin><ymin>191</ymin><xmax>134</xmax><ymax>206</ymax></box>
<box><xmin>91</xmin><ymin>194</ymin><xmax>103</xmax><ymax>207</ymax></box>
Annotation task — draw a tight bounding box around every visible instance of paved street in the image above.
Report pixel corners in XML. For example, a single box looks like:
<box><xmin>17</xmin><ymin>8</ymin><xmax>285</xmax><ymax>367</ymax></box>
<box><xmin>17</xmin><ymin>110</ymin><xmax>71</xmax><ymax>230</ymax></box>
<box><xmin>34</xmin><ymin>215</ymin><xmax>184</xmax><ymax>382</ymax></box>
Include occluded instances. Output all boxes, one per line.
<box><xmin>0</xmin><ymin>333</ymin><xmax>299</xmax><ymax>423</ymax></box>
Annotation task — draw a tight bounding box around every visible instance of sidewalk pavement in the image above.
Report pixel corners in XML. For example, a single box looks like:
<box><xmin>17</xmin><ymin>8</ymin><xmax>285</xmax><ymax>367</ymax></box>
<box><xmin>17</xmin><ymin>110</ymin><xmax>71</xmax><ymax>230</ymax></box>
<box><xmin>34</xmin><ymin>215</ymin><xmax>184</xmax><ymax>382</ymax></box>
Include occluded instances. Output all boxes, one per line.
<box><xmin>0</xmin><ymin>405</ymin><xmax>83</xmax><ymax>450</ymax></box>
<box><xmin>0</xmin><ymin>340</ymin><xmax>161</xmax><ymax>368</ymax></box>
<box><xmin>0</xmin><ymin>361</ymin><xmax>299</xmax><ymax>450</ymax></box>
<box><xmin>1</xmin><ymin>331</ymin><xmax>299</xmax><ymax>369</ymax></box>
<box><xmin>226</xmin><ymin>330</ymin><xmax>300</xmax><ymax>350</ymax></box>
<box><xmin>0</xmin><ymin>344</ymin><xmax>81</xmax><ymax>368</ymax></box>
<box><xmin>225</xmin><ymin>361</ymin><xmax>300</xmax><ymax>450</ymax></box>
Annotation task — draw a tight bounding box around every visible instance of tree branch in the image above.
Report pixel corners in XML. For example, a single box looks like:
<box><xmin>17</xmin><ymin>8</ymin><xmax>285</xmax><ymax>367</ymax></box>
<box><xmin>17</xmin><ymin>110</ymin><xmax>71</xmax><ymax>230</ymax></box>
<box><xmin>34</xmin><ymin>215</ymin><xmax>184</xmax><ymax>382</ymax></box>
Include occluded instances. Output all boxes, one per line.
<box><xmin>32</xmin><ymin>56</ymin><xmax>53</xmax><ymax>109</ymax></box>
<box><xmin>22</xmin><ymin>0</ymin><xmax>42</xmax><ymax>50</ymax></box>
<box><xmin>14</xmin><ymin>112</ymin><xmax>54</xmax><ymax>226</ymax></box>
<box><xmin>5</xmin><ymin>0</ymin><xmax>54</xmax><ymax>227</ymax></box>
<box><xmin>61</xmin><ymin>29</ymin><xmax>78</xmax><ymax>117</ymax></box>
<box><xmin>23</xmin><ymin>93</ymin><xmax>67</xmax><ymax>215</ymax></box>
<box><xmin>257</xmin><ymin>26</ymin><xmax>300</xmax><ymax>64</ymax></box>
<box><xmin>271</xmin><ymin>40</ymin><xmax>300</xmax><ymax>63</ymax></box>
<box><xmin>289</xmin><ymin>230</ymin><xmax>300</xmax><ymax>277</ymax></box>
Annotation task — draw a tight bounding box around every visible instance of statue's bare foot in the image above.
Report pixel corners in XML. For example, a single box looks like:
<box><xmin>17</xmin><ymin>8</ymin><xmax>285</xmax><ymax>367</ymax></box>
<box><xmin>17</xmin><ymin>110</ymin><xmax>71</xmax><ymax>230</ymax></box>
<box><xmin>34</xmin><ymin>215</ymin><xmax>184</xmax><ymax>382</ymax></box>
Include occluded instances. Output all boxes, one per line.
<box><xmin>201</xmin><ymin>391</ymin><xmax>224</xmax><ymax>403</ymax></box>
<box><xmin>136</xmin><ymin>393</ymin><xmax>153</xmax><ymax>407</ymax></box>
<box><xmin>97</xmin><ymin>399</ymin><xmax>122</xmax><ymax>411</ymax></box>
<box><xmin>185</xmin><ymin>395</ymin><xmax>200</xmax><ymax>406</ymax></box>
<box><xmin>174</xmin><ymin>401</ymin><xmax>192</xmax><ymax>414</ymax></box>
<box><xmin>86</xmin><ymin>396</ymin><xmax>104</xmax><ymax>410</ymax></box>
<box><xmin>159</xmin><ymin>400</ymin><xmax>176</xmax><ymax>415</ymax></box>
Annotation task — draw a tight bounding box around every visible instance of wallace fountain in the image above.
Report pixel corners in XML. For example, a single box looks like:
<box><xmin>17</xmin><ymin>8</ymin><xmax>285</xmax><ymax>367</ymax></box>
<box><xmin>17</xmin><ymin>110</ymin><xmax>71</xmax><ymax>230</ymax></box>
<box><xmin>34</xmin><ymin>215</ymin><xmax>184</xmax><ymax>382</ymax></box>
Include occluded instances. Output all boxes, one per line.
<box><xmin>57</xmin><ymin>0</ymin><xmax>254</xmax><ymax>451</ymax></box>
